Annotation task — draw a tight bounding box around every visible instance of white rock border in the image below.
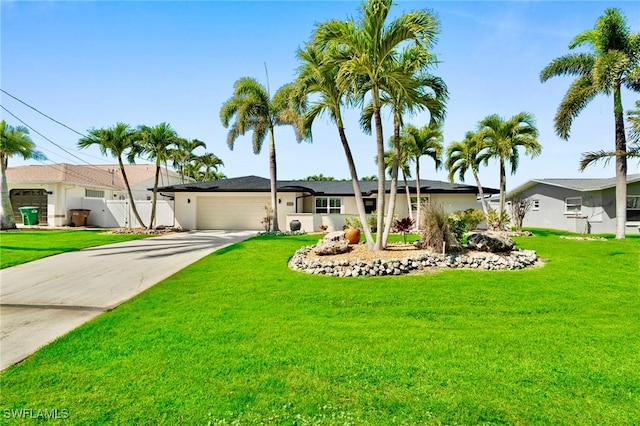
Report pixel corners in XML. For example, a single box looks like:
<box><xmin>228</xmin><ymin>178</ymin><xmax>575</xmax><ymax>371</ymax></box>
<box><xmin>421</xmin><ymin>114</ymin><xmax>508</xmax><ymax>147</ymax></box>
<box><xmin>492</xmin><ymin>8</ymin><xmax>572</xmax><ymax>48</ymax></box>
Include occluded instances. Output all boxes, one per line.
<box><xmin>289</xmin><ymin>246</ymin><xmax>539</xmax><ymax>277</ymax></box>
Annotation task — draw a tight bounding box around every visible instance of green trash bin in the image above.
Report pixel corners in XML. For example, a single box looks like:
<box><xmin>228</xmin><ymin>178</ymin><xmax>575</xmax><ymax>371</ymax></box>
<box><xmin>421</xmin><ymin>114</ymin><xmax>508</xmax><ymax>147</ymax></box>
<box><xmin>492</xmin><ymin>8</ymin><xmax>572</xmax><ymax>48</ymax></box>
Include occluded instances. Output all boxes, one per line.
<box><xmin>18</xmin><ymin>206</ymin><xmax>39</xmax><ymax>225</ymax></box>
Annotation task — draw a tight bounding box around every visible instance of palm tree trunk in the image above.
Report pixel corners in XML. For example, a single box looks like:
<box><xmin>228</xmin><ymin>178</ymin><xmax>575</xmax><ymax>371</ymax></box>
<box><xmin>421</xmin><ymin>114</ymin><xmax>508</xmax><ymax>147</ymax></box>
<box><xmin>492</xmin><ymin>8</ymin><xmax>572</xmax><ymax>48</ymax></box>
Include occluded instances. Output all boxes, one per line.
<box><xmin>337</xmin><ymin>124</ymin><xmax>374</xmax><ymax>250</ymax></box>
<box><xmin>382</xmin><ymin>118</ymin><xmax>401</xmax><ymax>246</ymax></box>
<box><xmin>0</xmin><ymin>156</ymin><xmax>17</xmax><ymax>230</ymax></box>
<box><xmin>499</xmin><ymin>160</ymin><xmax>507</xmax><ymax>216</ymax></box>
<box><xmin>403</xmin><ymin>170</ymin><xmax>412</xmax><ymax>222</ymax></box>
<box><xmin>472</xmin><ymin>168</ymin><xmax>489</xmax><ymax>218</ymax></box>
<box><xmin>150</xmin><ymin>157</ymin><xmax>160</xmax><ymax>229</ymax></box>
<box><xmin>118</xmin><ymin>157</ymin><xmax>146</xmax><ymax>228</ymax></box>
<box><xmin>614</xmin><ymin>85</ymin><xmax>627</xmax><ymax>239</ymax></box>
<box><xmin>372</xmin><ymin>86</ymin><xmax>385</xmax><ymax>251</ymax></box>
<box><xmin>268</xmin><ymin>128</ymin><xmax>280</xmax><ymax>232</ymax></box>
<box><xmin>416</xmin><ymin>158</ymin><xmax>422</xmax><ymax>228</ymax></box>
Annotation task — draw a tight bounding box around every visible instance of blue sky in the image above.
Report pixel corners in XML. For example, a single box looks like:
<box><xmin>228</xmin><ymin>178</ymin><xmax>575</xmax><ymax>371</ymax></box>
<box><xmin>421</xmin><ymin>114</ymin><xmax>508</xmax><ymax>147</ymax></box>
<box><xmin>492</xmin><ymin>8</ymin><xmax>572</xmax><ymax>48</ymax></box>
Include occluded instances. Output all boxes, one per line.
<box><xmin>2</xmin><ymin>1</ymin><xmax>639</xmax><ymax>190</ymax></box>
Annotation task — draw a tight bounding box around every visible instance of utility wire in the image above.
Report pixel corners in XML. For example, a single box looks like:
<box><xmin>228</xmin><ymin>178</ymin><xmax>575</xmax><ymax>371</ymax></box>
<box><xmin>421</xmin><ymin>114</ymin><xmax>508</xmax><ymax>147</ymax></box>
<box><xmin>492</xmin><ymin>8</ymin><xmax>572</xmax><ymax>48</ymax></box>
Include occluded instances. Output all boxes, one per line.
<box><xmin>1</xmin><ymin>88</ymin><xmax>87</xmax><ymax>138</ymax></box>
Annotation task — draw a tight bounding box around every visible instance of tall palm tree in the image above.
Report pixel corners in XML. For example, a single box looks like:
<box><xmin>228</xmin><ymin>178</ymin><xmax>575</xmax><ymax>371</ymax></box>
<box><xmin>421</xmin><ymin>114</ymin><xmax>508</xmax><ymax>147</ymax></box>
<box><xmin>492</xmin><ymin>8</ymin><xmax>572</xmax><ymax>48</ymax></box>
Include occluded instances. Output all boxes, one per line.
<box><xmin>170</xmin><ymin>138</ymin><xmax>207</xmax><ymax>183</ymax></box>
<box><xmin>296</xmin><ymin>42</ymin><xmax>376</xmax><ymax>248</ymax></box>
<box><xmin>220</xmin><ymin>77</ymin><xmax>303</xmax><ymax>232</ymax></box>
<box><xmin>132</xmin><ymin>123</ymin><xmax>178</xmax><ymax>229</ymax></box>
<box><xmin>0</xmin><ymin>121</ymin><xmax>46</xmax><ymax>229</ymax></box>
<box><xmin>78</xmin><ymin>123</ymin><xmax>146</xmax><ymax>228</ymax></box>
<box><xmin>446</xmin><ymin>131</ymin><xmax>491</xmax><ymax>218</ymax></box>
<box><xmin>478</xmin><ymin>112</ymin><xmax>541</xmax><ymax>215</ymax></box>
<box><xmin>198</xmin><ymin>153</ymin><xmax>225</xmax><ymax>181</ymax></box>
<box><xmin>402</xmin><ymin>123</ymin><xmax>444</xmax><ymax>224</ymax></box>
<box><xmin>540</xmin><ymin>8</ymin><xmax>640</xmax><ymax>239</ymax></box>
<box><xmin>360</xmin><ymin>46</ymin><xmax>447</xmax><ymax>245</ymax></box>
<box><xmin>314</xmin><ymin>0</ymin><xmax>439</xmax><ymax>250</ymax></box>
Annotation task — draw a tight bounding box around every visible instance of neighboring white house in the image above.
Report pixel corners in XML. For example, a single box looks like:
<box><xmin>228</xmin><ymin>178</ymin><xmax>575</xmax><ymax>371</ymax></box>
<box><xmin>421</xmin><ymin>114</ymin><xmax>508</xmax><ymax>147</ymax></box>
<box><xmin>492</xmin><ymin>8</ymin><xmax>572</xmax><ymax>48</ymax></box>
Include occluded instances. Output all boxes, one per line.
<box><xmin>157</xmin><ymin>175</ymin><xmax>499</xmax><ymax>231</ymax></box>
<box><xmin>6</xmin><ymin>163</ymin><xmax>184</xmax><ymax>227</ymax></box>
<box><xmin>505</xmin><ymin>174</ymin><xmax>640</xmax><ymax>234</ymax></box>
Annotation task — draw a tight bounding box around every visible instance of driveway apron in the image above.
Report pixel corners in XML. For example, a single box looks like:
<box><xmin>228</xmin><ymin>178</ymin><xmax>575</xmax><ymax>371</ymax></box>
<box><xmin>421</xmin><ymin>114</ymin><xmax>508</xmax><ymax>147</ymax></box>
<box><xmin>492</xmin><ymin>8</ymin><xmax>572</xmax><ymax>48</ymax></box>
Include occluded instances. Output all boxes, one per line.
<box><xmin>0</xmin><ymin>230</ymin><xmax>255</xmax><ymax>370</ymax></box>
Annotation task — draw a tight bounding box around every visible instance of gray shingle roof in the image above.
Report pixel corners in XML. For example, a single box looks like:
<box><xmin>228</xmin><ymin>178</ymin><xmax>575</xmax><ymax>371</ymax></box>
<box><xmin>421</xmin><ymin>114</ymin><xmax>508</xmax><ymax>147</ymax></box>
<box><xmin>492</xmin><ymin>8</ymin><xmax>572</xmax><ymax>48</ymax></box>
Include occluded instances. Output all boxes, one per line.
<box><xmin>157</xmin><ymin>175</ymin><xmax>499</xmax><ymax>195</ymax></box>
<box><xmin>532</xmin><ymin>174</ymin><xmax>640</xmax><ymax>191</ymax></box>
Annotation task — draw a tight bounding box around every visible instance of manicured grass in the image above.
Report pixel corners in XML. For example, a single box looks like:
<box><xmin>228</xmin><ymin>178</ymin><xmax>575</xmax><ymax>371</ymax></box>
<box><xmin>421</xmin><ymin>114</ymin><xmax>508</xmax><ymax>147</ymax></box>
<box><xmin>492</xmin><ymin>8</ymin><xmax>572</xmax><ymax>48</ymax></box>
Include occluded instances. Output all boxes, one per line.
<box><xmin>1</xmin><ymin>231</ymin><xmax>638</xmax><ymax>424</ymax></box>
<box><xmin>0</xmin><ymin>230</ymin><xmax>153</xmax><ymax>269</ymax></box>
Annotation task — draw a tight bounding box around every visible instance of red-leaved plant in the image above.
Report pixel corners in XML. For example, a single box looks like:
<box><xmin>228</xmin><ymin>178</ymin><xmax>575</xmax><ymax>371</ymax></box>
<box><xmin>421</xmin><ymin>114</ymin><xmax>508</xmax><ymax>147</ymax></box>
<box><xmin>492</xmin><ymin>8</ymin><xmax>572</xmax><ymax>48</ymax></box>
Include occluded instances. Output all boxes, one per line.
<box><xmin>393</xmin><ymin>217</ymin><xmax>415</xmax><ymax>244</ymax></box>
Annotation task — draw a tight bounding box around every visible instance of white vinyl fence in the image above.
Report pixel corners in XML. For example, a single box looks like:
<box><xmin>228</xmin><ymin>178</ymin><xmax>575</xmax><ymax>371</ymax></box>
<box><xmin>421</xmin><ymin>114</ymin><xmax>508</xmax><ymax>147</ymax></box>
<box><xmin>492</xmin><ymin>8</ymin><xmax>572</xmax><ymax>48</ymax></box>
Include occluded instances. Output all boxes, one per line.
<box><xmin>81</xmin><ymin>198</ymin><xmax>175</xmax><ymax>228</ymax></box>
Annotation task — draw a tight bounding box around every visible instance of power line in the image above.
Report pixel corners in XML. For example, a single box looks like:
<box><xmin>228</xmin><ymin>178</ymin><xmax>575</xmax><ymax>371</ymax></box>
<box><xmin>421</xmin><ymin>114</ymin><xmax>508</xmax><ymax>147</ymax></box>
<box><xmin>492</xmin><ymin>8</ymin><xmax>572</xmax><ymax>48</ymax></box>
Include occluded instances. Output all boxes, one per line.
<box><xmin>1</xmin><ymin>88</ymin><xmax>87</xmax><ymax>138</ymax></box>
<box><xmin>0</xmin><ymin>105</ymin><xmax>118</xmax><ymax>176</ymax></box>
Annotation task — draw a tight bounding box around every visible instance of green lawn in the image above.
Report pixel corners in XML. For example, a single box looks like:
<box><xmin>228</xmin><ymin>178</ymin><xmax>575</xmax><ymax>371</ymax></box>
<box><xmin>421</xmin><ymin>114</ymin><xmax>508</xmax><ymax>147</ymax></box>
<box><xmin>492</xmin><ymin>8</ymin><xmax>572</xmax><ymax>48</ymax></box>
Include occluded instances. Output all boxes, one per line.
<box><xmin>0</xmin><ymin>230</ymin><xmax>153</xmax><ymax>269</ymax></box>
<box><xmin>1</xmin><ymin>231</ymin><xmax>639</xmax><ymax>424</ymax></box>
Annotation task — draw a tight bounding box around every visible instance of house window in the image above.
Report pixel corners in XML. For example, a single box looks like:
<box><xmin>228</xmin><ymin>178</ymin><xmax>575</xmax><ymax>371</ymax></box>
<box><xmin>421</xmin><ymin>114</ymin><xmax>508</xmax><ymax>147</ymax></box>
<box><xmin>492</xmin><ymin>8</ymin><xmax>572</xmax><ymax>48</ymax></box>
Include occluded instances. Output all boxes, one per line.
<box><xmin>315</xmin><ymin>197</ymin><xmax>342</xmax><ymax>214</ymax></box>
<box><xmin>364</xmin><ymin>198</ymin><xmax>377</xmax><ymax>214</ymax></box>
<box><xmin>532</xmin><ymin>199</ymin><xmax>540</xmax><ymax>211</ymax></box>
<box><xmin>410</xmin><ymin>196</ymin><xmax>430</xmax><ymax>212</ymax></box>
<box><xmin>564</xmin><ymin>197</ymin><xmax>582</xmax><ymax>214</ymax></box>
<box><xmin>85</xmin><ymin>189</ymin><xmax>105</xmax><ymax>198</ymax></box>
<box><xmin>627</xmin><ymin>195</ymin><xmax>640</xmax><ymax>221</ymax></box>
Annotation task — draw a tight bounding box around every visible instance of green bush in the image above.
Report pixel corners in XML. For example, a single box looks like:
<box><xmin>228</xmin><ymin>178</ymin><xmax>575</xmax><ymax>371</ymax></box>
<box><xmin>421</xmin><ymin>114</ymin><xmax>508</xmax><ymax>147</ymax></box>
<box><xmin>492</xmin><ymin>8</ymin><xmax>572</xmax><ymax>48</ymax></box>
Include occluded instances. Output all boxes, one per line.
<box><xmin>486</xmin><ymin>209</ymin><xmax>511</xmax><ymax>231</ymax></box>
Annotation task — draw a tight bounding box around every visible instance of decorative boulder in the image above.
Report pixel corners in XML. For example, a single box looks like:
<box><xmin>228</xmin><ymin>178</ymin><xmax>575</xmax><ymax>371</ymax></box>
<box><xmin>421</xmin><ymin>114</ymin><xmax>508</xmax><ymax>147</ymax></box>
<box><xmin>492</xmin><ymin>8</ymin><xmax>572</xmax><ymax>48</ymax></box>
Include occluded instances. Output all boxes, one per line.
<box><xmin>467</xmin><ymin>232</ymin><xmax>515</xmax><ymax>253</ymax></box>
<box><xmin>323</xmin><ymin>231</ymin><xmax>346</xmax><ymax>241</ymax></box>
<box><xmin>314</xmin><ymin>231</ymin><xmax>350</xmax><ymax>256</ymax></box>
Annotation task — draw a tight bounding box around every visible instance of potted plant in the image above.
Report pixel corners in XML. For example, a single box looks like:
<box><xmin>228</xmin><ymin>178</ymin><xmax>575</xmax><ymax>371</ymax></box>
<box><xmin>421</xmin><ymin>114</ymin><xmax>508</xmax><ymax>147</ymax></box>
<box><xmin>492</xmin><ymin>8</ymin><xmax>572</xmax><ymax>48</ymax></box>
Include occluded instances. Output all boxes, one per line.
<box><xmin>343</xmin><ymin>216</ymin><xmax>362</xmax><ymax>244</ymax></box>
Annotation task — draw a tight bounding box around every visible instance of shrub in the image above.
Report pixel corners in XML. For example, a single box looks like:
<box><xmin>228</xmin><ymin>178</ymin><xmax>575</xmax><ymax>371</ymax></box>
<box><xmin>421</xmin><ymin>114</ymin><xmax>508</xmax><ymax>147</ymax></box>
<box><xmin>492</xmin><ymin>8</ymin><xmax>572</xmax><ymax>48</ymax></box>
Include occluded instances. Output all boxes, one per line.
<box><xmin>343</xmin><ymin>216</ymin><xmax>362</xmax><ymax>230</ymax></box>
<box><xmin>417</xmin><ymin>204</ymin><xmax>459</xmax><ymax>253</ymax></box>
<box><xmin>486</xmin><ymin>209</ymin><xmax>511</xmax><ymax>231</ymax></box>
<box><xmin>447</xmin><ymin>213</ymin><xmax>467</xmax><ymax>243</ymax></box>
<box><xmin>392</xmin><ymin>217</ymin><xmax>415</xmax><ymax>244</ymax></box>
<box><xmin>461</xmin><ymin>208</ymin><xmax>485</xmax><ymax>230</ymax></box>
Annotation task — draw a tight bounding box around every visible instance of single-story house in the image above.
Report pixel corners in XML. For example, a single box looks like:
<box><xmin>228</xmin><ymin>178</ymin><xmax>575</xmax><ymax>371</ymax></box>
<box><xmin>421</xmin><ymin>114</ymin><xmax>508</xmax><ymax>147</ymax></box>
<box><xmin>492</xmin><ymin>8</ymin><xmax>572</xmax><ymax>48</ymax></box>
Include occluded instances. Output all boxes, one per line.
<box><xmin>157</xmin><ymin>175</ymin><xmax>499</xmax><ymax>231</ymax></box>
<box><xmin>505</xmin><ymin>174</ymin><xmax>640</xmax><ymax>234</ymax></box>
<box><xmin>6</xmin><ymin>163</ymin><xmax>184</xmax><ymax>227</ymax></box>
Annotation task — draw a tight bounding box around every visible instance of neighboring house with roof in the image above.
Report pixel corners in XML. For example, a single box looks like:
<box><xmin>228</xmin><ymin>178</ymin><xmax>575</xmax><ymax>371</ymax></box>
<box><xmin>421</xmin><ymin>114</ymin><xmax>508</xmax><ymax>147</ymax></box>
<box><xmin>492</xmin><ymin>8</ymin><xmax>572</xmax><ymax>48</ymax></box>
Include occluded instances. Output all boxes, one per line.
<box><xmin>157</xmin><ymin>175</ymin><xmax>499</xmax><ymax>231</ymax></box>
<box><xmin>6</xmin><ymin>163</ymin><xmax>184</xmax><ymax>227</ymax></box>
<box><xmin>505</xmin><ymin>174</ymin><xmax>640</xmax><ymax>234</ymax></box>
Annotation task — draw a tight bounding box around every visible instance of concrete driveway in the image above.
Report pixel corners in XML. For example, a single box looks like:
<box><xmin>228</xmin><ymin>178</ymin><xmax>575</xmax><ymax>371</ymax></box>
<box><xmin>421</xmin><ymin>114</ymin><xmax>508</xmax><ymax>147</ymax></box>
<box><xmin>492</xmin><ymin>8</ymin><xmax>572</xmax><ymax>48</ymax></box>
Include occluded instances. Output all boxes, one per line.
<box><xmin>0</xmin><ymin>230</ymin><xmax>255</xmax><ymax>370</ymax></box>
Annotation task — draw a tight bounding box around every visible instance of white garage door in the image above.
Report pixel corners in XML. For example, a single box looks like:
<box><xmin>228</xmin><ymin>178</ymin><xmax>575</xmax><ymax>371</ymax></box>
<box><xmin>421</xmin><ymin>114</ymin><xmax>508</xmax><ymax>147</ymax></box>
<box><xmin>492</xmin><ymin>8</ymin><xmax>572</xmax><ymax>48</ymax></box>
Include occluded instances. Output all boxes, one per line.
<box><xmin>196</xmin><ymin>195</ymin><xmax>270</xmax><ymax>230</ymax></box>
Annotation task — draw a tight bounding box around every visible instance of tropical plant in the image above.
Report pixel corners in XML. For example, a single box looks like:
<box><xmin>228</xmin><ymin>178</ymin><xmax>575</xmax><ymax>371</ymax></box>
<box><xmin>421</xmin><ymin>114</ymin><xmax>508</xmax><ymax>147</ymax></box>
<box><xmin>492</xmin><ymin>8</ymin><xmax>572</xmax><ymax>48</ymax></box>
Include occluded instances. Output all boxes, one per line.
<box><xmin>392</xmin><ymin>216</ymin><xmax>415</xmax><ymax>244</ymax></box>
<box><xmin>402</xmin><ymin>123</ymin><xmax>444</xmax><ymax>223</ymax></box>
<box><xmin>361</xmin><ymin>45</ymin><xmax>447</xmax><ymax>246</ymax></box>
<box><xmin>0</xmin><ymin>120</ymin><xmax>46</xmax><ymax>229</ymax></box>
<box><xmin>580</xmin><ymin>100</ymin><xmax>640</xmax><ymax>169</ymax></box>
<box><xmin>313</xmin><ymin>0</ymin><xmax>440</xmax><ymax>250</ymax></box>
<box><xmin>343</xmin><ymin>216</ymin><xmax>362</xmax><ymax>230</ymax></box>
<box><xmin>540</xmin><ymin>8</ymin><xmax>640</xmax><ymax>239</ymax></box>
<box><xmin>295</xmin><ymin>42</ymin><xmax>376</xmax><ymax>249</ymax></box>
<box><xmin>458</xmin><ymin>208</ymin><xmax>485</xmax><ymax>231</ymax></box>
<box><xmin>220</xmin><ymin>77</ymin><xmax>303</xmax><ymax>232</ymax></box>
<box><xmin>197</xmin><ymin>152</ymin><xmax>225</xmax><ymax>181</ymax></box>
<box><xmin>170</xmin><ymin>138</ymin><xmax>206</xmax><ymax>183</ymax></box>
<box><xmin>302</xmin><ymin>174</ymin><xmax>336</xmax><ymax>181</ymax></box>
<box><xmin>417</xmin><ymin>203</ymin><xmax>458</xmax><ymax>253</ymax></box>
<box><xmin>131</xmin><ymin>123</ymin><xmax>179</xmax><ymax>229</ymax></box>
<box><xmin>78</xmin><ymin>123</ymin><xmax>146</xmax><ymax>228</ymax></box>
<box><xmin>446</xmin><ymin>131</ymin><xmax>491</xmax><ymax>218</ymax></box>
<box><xmin>477</xmin><ymin>112</ymin><xmax>541</xmax><ymax>216</ymax></box>
<box><xmin>486</xmin><ymin>209</ymin><xmax>511</xmax><ymax>232</ymax></box>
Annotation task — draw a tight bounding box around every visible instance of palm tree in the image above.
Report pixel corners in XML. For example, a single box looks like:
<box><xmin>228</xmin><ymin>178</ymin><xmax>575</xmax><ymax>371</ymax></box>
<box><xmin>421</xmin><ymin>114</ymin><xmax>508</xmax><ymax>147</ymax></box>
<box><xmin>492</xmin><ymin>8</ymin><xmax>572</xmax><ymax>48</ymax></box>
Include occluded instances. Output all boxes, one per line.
<box><xmin>220</xmin><ymin>77</ymin><xmax>303</xmax><ymax>232</ymax></box>
<box><xmin>198</xmin><ymin>152</ymin><xmax>225</xmax><ymax>181</ymax></box>
<box><xmin>78</xmin><ymin>123</ymin><xmax>146</xmax><ymax>228</ymax></box>
<box><xmin>402</xmin><ymin>123</ymin><xmax>444</xmax><ymax>224</ymax></box>
<box><xmin>540</xmin><ymin>8</ymin><xmax>640</xmax><ymax>239</ymax></box>
<box><xmin>314</xmin><ymin>0</ymin><xmax>439</xmax><ymax>250</ymax></box>
<box><xmin>170</xmin><ymin>138</ymin><xmax>207</xmax><ymax>183</ymax></box>
<box><xmin>383</xmin><ymin>142</ymin><xmax>413</xmax><ymax>220</ymax></box>
<box><xmin>0</xmin><ymin>121</ymin><xmax>46</xmax><ymax>229</ymax></box>
<box><xmin>579</xmin><ymin>100</ymin><xmax>640</xmax><ymax>169</ymax></box>
<box><xmin>132</xmin><ymin>123</ymin><xmax>178</xmax><ymax>229</ymax></box>
<box><xmin>295</xmin><ymin>42</ymin><xmax>376</xmax><ymax>249</ymax></box>
<box><xmin>478</xmin><ymin>113</ymin><xmax>541</xmax><ymax>215</ymax></box>
<box><xmin>446</xmin><ymin>131</ymin><xmax>491</xmax><ymax>218</ymax></box>
<box><xmin>360</xmin><ymin>45</ymin><xmax>447</xmax><ymax>245</ymax></box>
